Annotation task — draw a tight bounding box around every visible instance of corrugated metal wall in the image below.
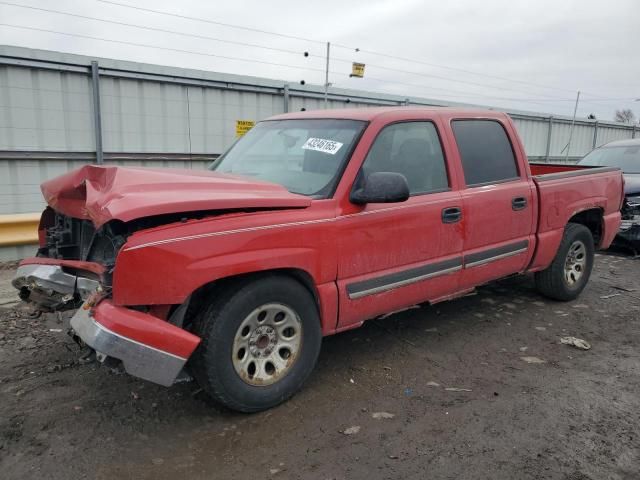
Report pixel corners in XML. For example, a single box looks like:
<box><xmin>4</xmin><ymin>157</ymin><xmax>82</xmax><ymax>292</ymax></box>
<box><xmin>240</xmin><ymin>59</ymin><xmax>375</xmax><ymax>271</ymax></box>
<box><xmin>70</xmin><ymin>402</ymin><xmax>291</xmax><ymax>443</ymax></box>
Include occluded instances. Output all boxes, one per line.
<box><xmin>0</xmin><ymin>67</ymin><xmax>95</xmax><ymax>151</ymax></box>
<box><xmin>0</xmin><ymin>46</ymin><xmax>638</xmax><ymax>261</ymax></box>
<box><xmin>510</xmin><ymin>117</ymin><xmax>551</xmax><ymax>158</ymax></box>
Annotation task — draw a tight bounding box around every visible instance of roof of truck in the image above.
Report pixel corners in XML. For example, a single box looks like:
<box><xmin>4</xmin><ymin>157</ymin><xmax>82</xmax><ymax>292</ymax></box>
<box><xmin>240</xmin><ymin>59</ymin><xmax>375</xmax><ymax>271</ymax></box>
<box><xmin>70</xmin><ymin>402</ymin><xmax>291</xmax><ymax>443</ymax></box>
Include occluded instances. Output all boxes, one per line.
<box><xmin>268</xmin><ymin>106</ymin><xmax>508</xmax><ymax>122</ymax></box>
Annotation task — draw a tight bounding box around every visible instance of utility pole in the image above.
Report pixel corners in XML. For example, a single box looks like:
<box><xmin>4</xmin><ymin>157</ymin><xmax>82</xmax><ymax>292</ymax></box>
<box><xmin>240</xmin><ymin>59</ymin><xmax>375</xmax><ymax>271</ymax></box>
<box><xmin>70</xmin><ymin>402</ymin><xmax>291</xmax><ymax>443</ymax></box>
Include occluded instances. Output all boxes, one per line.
<box><xmin>565</xmin><ymin>90</ymin><xmax>580</xmax><ymax>161</ymax></box>
<box><xmin>324</xmin><ymin>42</ymin><xmax>330</xmax><ymax>108</ymax></box>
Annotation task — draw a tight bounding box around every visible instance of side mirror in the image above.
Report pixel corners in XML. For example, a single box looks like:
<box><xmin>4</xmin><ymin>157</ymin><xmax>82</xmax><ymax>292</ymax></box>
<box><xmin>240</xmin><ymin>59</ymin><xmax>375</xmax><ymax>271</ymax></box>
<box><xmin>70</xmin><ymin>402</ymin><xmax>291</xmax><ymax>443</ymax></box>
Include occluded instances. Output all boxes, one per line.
<box><xmin>350</xmin><ymin>172</ymin><xmax>410</xmax><ymax>205</ymax></box>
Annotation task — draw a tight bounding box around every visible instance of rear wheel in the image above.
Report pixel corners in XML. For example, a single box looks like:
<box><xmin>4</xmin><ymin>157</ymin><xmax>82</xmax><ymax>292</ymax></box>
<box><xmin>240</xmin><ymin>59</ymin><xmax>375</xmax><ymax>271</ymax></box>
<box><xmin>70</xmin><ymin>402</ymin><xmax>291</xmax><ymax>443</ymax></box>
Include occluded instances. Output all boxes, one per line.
<box><xmin>190</xmin><ymin>275</ymin><xmax>322</xmax><ymax>412</ymax></box>
<box><xmin>535</xmin><ymin>223</ymin><xmax>595</xmax><ymax>301</ymax></box>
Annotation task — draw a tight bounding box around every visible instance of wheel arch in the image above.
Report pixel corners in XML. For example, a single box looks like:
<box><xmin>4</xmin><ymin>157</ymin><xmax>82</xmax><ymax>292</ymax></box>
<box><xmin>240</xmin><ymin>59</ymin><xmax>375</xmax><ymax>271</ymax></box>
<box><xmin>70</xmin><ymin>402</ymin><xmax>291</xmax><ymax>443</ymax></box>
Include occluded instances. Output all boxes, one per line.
<box><xmin>185</xmin><ymin>268</ymin><xmax>324</xmax><ymax>329</ymax></box>
<box><xmin>567</xmin><ymin>207</ymin><xmax>604</xmax><ymax>247</ymax></box>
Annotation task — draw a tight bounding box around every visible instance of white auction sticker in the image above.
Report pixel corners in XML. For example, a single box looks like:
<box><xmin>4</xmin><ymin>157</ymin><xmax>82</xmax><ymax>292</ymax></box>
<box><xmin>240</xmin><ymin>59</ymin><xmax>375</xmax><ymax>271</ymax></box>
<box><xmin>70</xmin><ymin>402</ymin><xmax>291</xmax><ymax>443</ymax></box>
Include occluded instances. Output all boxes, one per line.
<box><xmin>301</xmin><ymin>137</ymin><xmax>344</xmax><ymax>155</ymax></box>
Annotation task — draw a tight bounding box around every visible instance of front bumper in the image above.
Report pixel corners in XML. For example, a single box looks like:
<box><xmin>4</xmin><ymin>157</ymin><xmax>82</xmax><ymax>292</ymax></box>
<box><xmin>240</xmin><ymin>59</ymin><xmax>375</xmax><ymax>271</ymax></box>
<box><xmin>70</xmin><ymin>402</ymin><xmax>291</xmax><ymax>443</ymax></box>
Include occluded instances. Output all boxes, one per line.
<box><xmin>13</xmin><ymin>259</ymin><xmax>103</xmax><ymax>309</ymax></box>
<box><xmin>70</xmin><ymin>300</ymin><xmax>201</xmax><ymax>387</ymax></box>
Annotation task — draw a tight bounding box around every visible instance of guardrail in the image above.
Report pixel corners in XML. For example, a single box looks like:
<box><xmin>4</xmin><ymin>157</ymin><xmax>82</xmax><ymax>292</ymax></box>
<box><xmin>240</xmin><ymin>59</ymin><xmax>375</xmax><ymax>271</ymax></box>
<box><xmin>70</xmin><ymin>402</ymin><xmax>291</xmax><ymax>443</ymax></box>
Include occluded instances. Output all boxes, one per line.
<box><xmin>0</xmin><ymin>214</ymin><xmax>40</xmax><ymax>247</ymax></box>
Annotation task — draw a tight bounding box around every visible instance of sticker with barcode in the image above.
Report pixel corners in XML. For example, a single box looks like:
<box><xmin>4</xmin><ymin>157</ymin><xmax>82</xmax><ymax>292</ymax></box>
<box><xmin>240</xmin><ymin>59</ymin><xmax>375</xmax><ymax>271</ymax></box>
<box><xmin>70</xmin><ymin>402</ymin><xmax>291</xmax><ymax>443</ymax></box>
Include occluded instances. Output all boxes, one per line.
<box><xmin>301</xmin><ymin>137</ymin><xmax>344</xmax><ymax>155</ymax></box>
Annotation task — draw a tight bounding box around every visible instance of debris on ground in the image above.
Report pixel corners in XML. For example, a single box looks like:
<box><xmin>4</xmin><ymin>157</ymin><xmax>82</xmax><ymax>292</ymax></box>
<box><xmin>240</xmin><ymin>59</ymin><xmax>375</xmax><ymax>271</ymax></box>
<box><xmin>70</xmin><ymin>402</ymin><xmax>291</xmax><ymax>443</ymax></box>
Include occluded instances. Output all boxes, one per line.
<box><xmin>559</xmin><ymin>336</ymin><xmax>591</xmax><ymax>350</ymax></box>
<box><xmin>426</xmin><ymin>381</ymin><xmax>440</xmax><ymax>387</ymax></box>
<box><xmin>535</xmin><ymin>326</ymin><xmax>546</xmax><ymax>331</ymax></box>
<box><xmin>445</xmin><ymin>387</ymin><xmax>472</xmax><ymax>392</ymax></box>
<box><xmin>521</xmin><ymin>356</ymin><xmax>546</xmax><ymax>364</ymax></box>
<box><xmin>372</xmin><ymin>412</ymin><xmax>395</xmax><ymax>419</ymax></box>
<box><xmin>342</xmin><ymin>426</ymin><xmax>361</xmax><ymax>435</ymax></box>
<box><xmin>600</xmin><ymin>293</ymin><xmax>621</xmax><ymax>299</ymax></box>
<box><xmin>612</xmin><ymin>285</ymin><xmax>637</xmax><ymax>292</ymax></box>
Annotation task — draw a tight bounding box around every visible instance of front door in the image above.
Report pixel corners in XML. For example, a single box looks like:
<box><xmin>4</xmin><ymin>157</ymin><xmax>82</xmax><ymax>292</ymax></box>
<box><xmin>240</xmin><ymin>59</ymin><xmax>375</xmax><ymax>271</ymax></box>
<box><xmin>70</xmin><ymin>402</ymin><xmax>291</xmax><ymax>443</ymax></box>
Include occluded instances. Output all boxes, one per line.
<box><xmin>335</xmin><ymin>120</ymin><xmax>464</xmax><ymax>329</ymax></box>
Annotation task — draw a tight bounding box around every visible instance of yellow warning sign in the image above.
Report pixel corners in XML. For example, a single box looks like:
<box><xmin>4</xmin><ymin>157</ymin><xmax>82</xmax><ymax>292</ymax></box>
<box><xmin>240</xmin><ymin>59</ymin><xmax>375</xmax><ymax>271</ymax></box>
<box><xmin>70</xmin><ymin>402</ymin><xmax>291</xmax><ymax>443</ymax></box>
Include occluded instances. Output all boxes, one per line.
<box><xmin>235</xmin><ymin>120</ymin><xmax>255</xmax><ymax>137</ymax></box>
<box><xmin>350</xmin><ymin>62</ymin><xmax>365</xmax><ymax>78</ymax></box>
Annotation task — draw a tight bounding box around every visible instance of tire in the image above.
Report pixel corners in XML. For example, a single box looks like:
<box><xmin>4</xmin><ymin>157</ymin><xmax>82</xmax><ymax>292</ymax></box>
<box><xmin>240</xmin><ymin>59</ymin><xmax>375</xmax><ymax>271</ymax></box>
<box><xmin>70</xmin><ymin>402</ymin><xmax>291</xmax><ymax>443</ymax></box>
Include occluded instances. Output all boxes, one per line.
<box><xmin>535</xmin><ymin>223</ymin><xmax>595</xmax><ymax>301</ymax></box>
<box><xmin>190</xmin><ymin>275</ymin><xmax>322</xmax><ymax>412</ymax></box>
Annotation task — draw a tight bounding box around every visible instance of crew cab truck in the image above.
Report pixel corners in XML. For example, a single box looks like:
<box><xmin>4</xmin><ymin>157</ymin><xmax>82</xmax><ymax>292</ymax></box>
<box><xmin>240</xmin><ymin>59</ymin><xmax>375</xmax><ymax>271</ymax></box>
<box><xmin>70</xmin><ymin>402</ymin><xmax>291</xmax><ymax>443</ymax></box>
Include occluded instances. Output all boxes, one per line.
<box><xmin>13</xmin><ymin>108</ymin><xmax>623</xmax><ymax>412</ymax></box>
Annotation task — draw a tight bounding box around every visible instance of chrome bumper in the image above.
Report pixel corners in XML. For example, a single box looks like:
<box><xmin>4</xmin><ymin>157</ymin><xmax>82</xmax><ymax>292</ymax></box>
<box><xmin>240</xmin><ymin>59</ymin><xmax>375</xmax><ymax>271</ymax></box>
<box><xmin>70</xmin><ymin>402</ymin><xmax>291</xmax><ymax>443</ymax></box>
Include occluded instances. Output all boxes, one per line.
<box><xmin>12</xmin><ymin>264</ymin><xmax>100</xmax><ymax>309</ymax></box>
<box><xmin>70</xmin><ymin>306</ymin><xmax>188</xmax><ymax>387</ymax></box>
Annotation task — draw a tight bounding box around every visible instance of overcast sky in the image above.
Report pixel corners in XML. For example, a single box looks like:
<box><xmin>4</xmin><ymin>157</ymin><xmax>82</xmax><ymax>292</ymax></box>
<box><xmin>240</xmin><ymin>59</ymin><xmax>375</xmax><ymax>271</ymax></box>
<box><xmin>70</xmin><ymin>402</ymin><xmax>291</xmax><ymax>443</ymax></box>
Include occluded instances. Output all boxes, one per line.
<box><xmin>1</xmin><ymin>0</ymin><xmax>638</xmax><ymax>121</ymax></box>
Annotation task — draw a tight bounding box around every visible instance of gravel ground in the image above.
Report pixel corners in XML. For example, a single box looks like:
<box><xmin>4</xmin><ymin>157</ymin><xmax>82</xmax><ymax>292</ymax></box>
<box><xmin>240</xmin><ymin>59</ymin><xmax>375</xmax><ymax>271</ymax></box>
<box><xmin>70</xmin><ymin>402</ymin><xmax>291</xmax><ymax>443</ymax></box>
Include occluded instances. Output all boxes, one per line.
<box><xmin>1</xmin><ymin>253</ymin><xmax>639</xmax><ymax>480</ymax></box>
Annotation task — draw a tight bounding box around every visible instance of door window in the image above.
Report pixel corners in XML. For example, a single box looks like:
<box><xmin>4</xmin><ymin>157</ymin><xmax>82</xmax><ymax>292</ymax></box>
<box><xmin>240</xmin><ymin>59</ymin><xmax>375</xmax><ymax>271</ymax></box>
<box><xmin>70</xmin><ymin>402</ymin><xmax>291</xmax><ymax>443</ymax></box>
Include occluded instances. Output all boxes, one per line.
<box><xmin>359</xmin><ymin>122</ymin><xmax>449</xmax><ymax>195</ymax></box>
<box><xmin>452</xmin><ymin>120</ymin><xmax>519</xmax><ymax>186</ymax></box>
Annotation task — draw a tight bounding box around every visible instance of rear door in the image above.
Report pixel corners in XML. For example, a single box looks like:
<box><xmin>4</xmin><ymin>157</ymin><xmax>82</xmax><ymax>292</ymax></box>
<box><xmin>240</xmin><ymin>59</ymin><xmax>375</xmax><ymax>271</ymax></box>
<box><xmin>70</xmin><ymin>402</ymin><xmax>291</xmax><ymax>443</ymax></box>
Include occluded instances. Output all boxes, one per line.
<box><xmin>449</xmin><ymin>119</ymin><xmax>536</xmax><ymax>289</ymax></box>
<box><xmin>336</xmin><ymin>120</ymin><xmax>464</xmax><ymax>329</ymax></box>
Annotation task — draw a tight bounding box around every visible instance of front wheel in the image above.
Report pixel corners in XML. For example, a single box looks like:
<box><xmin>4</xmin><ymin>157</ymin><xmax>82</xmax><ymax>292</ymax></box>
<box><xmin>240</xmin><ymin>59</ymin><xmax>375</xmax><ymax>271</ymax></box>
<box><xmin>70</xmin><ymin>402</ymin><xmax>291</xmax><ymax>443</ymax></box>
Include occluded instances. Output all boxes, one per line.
<box><xmin>190</xmin><ymin>275</ymin><xmax>322</xmax><ymax>412</ymax></box>
<box><xmin>535</xmin><ymin>223</ymin><xmax>595</xmax><ymax>301</ymax></box>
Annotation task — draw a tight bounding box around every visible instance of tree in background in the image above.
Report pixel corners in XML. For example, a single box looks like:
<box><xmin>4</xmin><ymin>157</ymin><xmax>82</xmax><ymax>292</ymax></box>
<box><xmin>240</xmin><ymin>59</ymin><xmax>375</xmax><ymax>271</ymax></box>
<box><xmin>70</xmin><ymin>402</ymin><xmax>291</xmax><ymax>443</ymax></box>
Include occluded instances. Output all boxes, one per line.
<box><xmin>614</xmin><ymin>109</ymin><xmax>636</xmax><ymax>124</ymax></box>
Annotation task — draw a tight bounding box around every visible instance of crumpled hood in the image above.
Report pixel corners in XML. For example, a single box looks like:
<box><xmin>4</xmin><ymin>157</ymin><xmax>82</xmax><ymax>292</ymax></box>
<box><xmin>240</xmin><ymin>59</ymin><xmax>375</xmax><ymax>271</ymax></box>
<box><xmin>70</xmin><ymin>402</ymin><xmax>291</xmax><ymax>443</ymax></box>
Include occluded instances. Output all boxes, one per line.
<box><xmin>41</xmin><ymin>165</ymin><xmax>311</xmax><ymax>227</ymax></box>
<box><xmin>624</xmin><ymin>173</ymin><xmax>640</xmax><ymax>195</ymax></box>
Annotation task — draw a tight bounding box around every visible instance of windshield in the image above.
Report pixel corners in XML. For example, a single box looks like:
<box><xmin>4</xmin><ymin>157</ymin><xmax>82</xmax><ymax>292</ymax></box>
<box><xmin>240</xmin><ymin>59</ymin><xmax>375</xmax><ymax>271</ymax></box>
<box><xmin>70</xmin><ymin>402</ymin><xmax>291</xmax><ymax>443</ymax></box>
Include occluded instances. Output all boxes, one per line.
<box><xmin>210</xmin><ymin>119</ymin><xmax>366</xmax><ymax>198</ymax></box>
<box><xmin>578</xmin><ymin>144</ymin><xmax>640</xmax><ymax>173</ymax></box>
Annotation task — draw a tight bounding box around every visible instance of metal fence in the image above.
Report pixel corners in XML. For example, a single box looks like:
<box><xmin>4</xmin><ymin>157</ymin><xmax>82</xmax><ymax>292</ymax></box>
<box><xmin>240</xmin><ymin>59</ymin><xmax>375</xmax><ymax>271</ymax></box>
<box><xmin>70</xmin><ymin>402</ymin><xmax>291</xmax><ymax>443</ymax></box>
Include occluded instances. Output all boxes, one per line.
<box><xmin>0</xmin><ymin>45</ymin><xmax>637</xmax><ymax>260</ymax></box>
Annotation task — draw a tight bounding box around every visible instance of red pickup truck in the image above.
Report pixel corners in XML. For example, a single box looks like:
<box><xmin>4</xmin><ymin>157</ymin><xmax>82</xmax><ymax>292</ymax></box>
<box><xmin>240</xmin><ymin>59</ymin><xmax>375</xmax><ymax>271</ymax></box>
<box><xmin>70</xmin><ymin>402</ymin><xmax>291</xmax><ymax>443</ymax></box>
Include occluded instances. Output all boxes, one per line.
<box><xmin>13</xmin><ymin>108</ymin><xmax>623</xmax><ymax>412</ymax></box>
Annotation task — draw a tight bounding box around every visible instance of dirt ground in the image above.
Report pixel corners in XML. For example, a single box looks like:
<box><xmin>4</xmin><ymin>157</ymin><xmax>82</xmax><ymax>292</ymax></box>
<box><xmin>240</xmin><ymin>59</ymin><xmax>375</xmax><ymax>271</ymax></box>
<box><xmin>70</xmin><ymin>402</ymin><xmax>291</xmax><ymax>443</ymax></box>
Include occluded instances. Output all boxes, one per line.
<box><xmin>1</xmin><ymin>253</ymin><xmax>639</xmax><ymax>480</ymax></box>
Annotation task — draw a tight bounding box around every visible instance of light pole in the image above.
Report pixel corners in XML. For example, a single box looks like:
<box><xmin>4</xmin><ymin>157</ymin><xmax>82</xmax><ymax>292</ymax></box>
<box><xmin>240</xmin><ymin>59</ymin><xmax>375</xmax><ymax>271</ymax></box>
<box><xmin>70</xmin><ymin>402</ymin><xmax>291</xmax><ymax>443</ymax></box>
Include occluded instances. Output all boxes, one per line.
<box><xmin>324</xmin><ymin>42</ymin><xmax>330</xmax><ymax>108</ymax></box>
<box><xmin>565</xmin><ymin>91</ymin><xmax>581</xmax><ymax>161</ymax></box>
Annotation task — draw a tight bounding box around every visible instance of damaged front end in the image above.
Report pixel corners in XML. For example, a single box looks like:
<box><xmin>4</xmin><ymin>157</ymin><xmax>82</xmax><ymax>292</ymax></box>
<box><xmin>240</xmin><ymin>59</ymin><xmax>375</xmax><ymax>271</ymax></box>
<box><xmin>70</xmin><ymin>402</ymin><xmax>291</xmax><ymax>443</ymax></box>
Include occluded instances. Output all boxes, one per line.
<box><xmin>616</xmin><ymin>194</ymin><xmax>640</xmax><ymax>251</ymax></box>
<box><xmin>12</xmin><ymin>208</ymin><xmax>125</xmax><ymax>310</ymax></box>
<box><xmin>12</xmin><ymin>208</ymin><xmax>202</xmax><ymax>387</ymax></box>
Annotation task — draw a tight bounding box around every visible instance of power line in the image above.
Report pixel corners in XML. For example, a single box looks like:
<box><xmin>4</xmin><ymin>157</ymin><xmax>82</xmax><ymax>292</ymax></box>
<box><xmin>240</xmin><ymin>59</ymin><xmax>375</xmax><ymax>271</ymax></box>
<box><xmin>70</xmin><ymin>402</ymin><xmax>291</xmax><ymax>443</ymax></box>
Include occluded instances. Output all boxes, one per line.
<box><xmin>0</xmin><ymin>22</ymin><xmax>622</xmax><ymax>115</ymax></box>
<box><xmin>0</xmin><ymin>2</ymin><xmax>309</xmax><ymax>56</ymax></box>
<box><xmin>0</xmin><ymin>1</ymin><xmax>580</xmax><ymax>101</ymax></box>
<box><xmin>0</xmin><ymin>23</ymin><xmax>327</xmax><ymax>73</ymax></box>
<box><xmin>0</xmin><ymin>1</ymin><xmax>324</xmax><ymax>59</ymax></box>
<box><xmin>355</xmin><ymin>76</ymin><xmax>575</xmax><ymax>110</ymax></box>
<box><xmin>93</xmin><ymin>0</ymin><xmax>621</xmax><ymax>101</ymax></box>
<box><xmin>96</xmin><ymin>0</ymin><xmax>324</xmax><ymax>44</ymax></box>
<box><xmin>334</xmin><ymin>45</ymin><xmax>585</xmax><ymax>96</ymax></box>
<box><xmin>345</xmin><ymin>60</ymin><xmax>573</xmax><ymax>100</ymax></box>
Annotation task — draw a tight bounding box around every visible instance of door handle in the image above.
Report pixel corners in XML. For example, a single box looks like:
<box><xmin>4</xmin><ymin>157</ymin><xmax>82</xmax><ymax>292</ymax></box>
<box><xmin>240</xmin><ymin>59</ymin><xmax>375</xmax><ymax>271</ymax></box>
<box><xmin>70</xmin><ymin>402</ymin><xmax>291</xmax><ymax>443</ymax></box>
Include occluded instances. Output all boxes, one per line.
<box><xmin>442</xmin><ymin>206</ymin><xmax>462</xmax><ymax>224</ymax></box>
<box><xmin>512</xmin><ymin>197</ymin><xmax>527</xmax><ymax>211</ymax></box>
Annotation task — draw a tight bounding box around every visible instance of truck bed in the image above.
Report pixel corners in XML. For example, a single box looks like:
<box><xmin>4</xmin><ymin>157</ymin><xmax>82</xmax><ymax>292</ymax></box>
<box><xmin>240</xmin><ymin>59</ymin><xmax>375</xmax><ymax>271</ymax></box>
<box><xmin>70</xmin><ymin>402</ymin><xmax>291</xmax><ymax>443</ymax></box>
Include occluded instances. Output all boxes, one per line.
<box><xmin>527</xmin><ymin>163</ymin><xmax>623</xmax><ymax>271</ymax></box>
<box><xmin>529</xmin><ymin>162</ymin><xmax>620</xmax><ymax>180</ymax></box>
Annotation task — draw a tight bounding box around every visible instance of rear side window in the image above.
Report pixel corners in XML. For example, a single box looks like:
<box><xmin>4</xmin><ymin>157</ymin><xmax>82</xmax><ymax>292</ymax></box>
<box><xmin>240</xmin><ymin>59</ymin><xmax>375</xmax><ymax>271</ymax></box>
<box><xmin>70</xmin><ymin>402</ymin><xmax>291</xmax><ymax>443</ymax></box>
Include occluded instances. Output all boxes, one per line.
<box><xmin>452</xmin><ymin>120</ymin><xmax>519</xmax><ymax>186</ymax></box>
